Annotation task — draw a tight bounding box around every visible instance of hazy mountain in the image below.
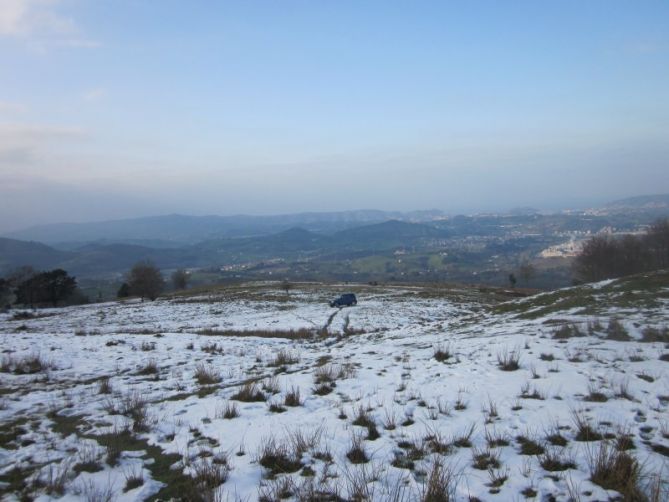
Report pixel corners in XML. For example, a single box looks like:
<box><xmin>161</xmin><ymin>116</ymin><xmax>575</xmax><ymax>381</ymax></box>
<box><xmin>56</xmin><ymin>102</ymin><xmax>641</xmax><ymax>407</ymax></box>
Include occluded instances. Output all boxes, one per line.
<box><xmin>0</xmin><ymin>238</ymin><xmax>73</xmax><ymax>273</ymax></box>
<box><xmin>0</xmin><ymin>220</ymin><xmax>451</xmax><ymax>277</ymax></box>
<box><xmin>2</xmin><ymin>210</ymin><xmax>444</xmax><ymax>246</ymax></box>
<box><xmin>605</xmin><ymin>194</ymin><xmax>669</xmax><ymax>210</ymax></box>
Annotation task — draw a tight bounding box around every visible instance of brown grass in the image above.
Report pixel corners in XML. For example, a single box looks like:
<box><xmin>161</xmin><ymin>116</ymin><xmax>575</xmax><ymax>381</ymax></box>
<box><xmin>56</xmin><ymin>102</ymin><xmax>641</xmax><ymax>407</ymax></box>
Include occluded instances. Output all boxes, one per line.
<box><xmin>198</xmin><ymin>328</ymin><xmax>314</xmax><ymax>339</ymax></box>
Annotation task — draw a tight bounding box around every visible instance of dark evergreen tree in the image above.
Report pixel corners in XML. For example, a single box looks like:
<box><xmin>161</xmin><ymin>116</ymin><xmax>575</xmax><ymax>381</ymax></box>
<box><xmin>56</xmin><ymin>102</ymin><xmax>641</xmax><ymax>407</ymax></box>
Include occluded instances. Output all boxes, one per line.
<box><xmin>117</xmin><ymin>282</ymin><xmax>130</xmax><ymax>299</ymax></box>
<box><xmin>15</xmin><ymin>269</ymin><xmax>76</xmax><ymax>307</ymax></box>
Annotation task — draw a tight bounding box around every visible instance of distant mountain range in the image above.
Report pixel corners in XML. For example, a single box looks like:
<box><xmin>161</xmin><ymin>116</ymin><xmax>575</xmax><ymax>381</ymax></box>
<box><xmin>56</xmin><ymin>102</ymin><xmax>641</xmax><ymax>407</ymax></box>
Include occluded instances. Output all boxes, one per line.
<box><xmin>1</xmin><ymin>195</ymin><xmax>667</xmax><ymax>281</ymax></box>
<box><xmin>2</xmin><ymin>210</ymin><xmax>446</xmax><ymax>246</ymax></box>
<box><xmin>0</xmin><ymin>220</ymin><xmax>450</xmax><ymax>277</ymax></box>
<box><xmin>605</xmin><ymin>194</ymin><xmax>669</xmax><ymax>210</ymax></box>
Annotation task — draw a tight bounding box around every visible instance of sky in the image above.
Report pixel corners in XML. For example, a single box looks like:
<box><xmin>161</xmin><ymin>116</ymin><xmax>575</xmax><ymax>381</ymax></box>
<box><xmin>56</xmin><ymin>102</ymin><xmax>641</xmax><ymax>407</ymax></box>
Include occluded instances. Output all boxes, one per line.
<box><xmin>1</xmin><ymin>0</ymin><xmax>668</xmax><ymax>232</ymax></box>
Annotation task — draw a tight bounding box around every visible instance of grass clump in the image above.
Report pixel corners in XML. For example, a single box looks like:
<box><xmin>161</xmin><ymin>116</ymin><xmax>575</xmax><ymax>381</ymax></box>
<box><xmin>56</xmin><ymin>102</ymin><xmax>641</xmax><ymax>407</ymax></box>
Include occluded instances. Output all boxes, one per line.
<box><xmin>497</xmin><ymin>348</ymin><xmax>521</xmax><ymax>371</ymax></box>
<box><xmin>137</xmin><ymin>359</ymin><xmax>158</xmax><ymax>376</ymax></box>
<box><xmin>471</xmin><ymin>447</ymin><xmax>500</xmax><ymax>470</ymax></box>
<box><xmin>552</xmin><ymin>324</ymin><xmax>584</xmax><ymax>340</ymax></box>
<box><xmin>216</xmin><ymin>402</ymin><xmax>239</xmax><ymax>419</ymax></box>
<box><xmin>539</xmin><ymin>448</ymin><xmax>576</xmax><ymax>471</ymax></box>
<box><xmin>257</xmin><ymin>437</ymin><xmax>302</xmax><ymax>477</ymax></box>
<box><xmin>231</xmin><ymin>382</ymin><xmax>266</xmax><ymax>402</ymax></box>
<box><xmin>584</xmin><ymin>383</ymin><xmax>609</xmax><ymax>402</ymax></box>
<box><xmin>194</xmin><ymin>363</ymin><xmax>221</xmax><ymax>385</ymax></box>
<box><xmin>641</xmin><ymin>326</ymin><xmax>669</xmax><ymax>343</ymax></box>
<box><xmin>269</xmin><ymin>348</ymin><xmax>299</xmax><ymax>367</ymax></box>
<box><xmin>421</xmin><ymin>459</ymin><xmax>455</xmax><ymax>501</ymax></box>
<box><xmin>284</xmin><ymin>386</ymin><xmax>302</xmax><ymax>407</ymax></box>
<box><xmin>346</xmin><ymin>434</ymin><xmax>369</xmax><ymax>464</ymax></box>
<box><xmin>588</xmin><ymin>442</ymin><xmax>644</xmax><ymax>500</ymax></box>
<box><xmin>517</xmin><ymin>435</ymin><xmax>545</xmax><ymax>455</ymax></box>
<box><xmin>123</xmin><ymin>466</ymin><xmax>144</xmax><ymax>492</ymax></box>
<box><xmin>572</xmin><ymin>410</ymin><xmax>604</xmax><ymax>442</ymax></box>
<box><xmin>452</xmin><ymin>423</ymin><xmax>476</xmax><ymax>448</ymax></box>
<box><xmin>1</xmin><ymin>353</ymin><xmax>54</xmax><ymax>374</ymax></box>
<box><xmin>433</xmin><ymin>344</ymin><xmax>452</xmax><ymax>362</ymax></box>
<box><xmin>605</xmin><ymin>318</ymin><xmax>630</xmax><ymax>341</ymax></box>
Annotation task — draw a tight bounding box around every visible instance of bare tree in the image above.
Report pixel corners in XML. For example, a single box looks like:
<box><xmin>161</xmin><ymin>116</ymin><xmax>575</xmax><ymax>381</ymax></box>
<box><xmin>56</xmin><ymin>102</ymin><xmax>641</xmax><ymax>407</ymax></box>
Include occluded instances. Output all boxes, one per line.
<box><xmin>171</xmin><ymin>269</ymin><xmax>189</xmax><ymax>290</ymax></box>
<box><xmin>645</xmin><ymin>218</ymin><xmax>669</xmax><ymax>269</ymax></box>
<box><xmin>127</xmin><ymin>261</ymin><xmax>164</xmax><ymax>301</ymax></box>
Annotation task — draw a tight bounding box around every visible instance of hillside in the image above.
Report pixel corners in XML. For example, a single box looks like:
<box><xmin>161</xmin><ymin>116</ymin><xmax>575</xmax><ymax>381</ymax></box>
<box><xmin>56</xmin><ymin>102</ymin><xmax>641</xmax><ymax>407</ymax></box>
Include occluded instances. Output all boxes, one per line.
<box><xmin>605</xmin><ymin>193</ymin><xmax>669</xmax><ymax>211</ymax></box>
<box><xmin>2</xmin><ymin>210</ymin><xmax>423</xmax><ymax>245</ymax></box>
<box><xmin>0</xmin><ymin>276</ymin><xmax>667</xmax><ymax>500</ymax></box>
<box><xmin>0</xmin><ymin>237</ymin><xmax>73</xmax><ymax>273</ymax></box>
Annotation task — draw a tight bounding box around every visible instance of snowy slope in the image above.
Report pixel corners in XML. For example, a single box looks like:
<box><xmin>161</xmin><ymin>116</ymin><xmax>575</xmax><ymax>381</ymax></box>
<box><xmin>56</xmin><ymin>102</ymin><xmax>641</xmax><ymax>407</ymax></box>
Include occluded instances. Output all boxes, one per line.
<box><xmin>0</xmin><ymin>278</ymin><xmax>667</xmax><ymax>501</ymax></box>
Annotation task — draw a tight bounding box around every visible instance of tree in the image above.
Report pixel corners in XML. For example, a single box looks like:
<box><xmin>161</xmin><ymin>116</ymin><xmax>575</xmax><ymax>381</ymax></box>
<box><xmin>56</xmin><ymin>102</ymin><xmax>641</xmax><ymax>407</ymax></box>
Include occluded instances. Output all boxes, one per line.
<box><xmin>5</xmin><ymin>266</ymin><xmax>36</xmax><ymax>288</ymax></box>
<box><xmin>117</xmin><ymin>282</ymin><xmax>130</xmax><ymax>299</ymax></box>
<box><xmin>14</xmin><ymin>269</ymin><xmax>77</xmax><ymax>308</ymax></box>
<box><xmin>508</xmin><ymin>273</ymin><xmax>517</xmax><ymax>289</ymax></box>
<box><xmin>171</xmin><ymin>269</ymin><xmax>189</xmax><ymax>290</ymax></box>
<box><xmin>0</xmin><ymin>278</ymin><xmax>11</xmax><ymax>309</ymax></box>
<box><xmin>127</xmin><ymin>261</ymin><xmax>164</xmax><ymax>301</ymax></box>
<box><xmin>645</xmin><ymin>218</ymin><xmax>669</xmax><ymax>269</ymax></box>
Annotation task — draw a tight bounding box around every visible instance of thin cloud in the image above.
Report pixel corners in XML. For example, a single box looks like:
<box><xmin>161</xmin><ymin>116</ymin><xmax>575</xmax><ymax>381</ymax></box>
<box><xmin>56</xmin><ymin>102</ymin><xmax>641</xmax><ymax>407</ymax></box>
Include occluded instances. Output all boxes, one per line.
<box><xmin>0</xmin><ymin>0</ymin><xmax>98</xmax><ymax>48</ymax></box>
<box><xmin>0</xmin><ymin>101</ymin><xmax>27</xmax><ymax>114</ymax></box>
<box><xmin>0</xmin><ymin>122</ymin><xmax>86</xmax><ymax>164</ymax></box>
<box><xmin>83</xmin><ymin>87</ymin><xmax>106</xmax><ymax>103</ymax></box>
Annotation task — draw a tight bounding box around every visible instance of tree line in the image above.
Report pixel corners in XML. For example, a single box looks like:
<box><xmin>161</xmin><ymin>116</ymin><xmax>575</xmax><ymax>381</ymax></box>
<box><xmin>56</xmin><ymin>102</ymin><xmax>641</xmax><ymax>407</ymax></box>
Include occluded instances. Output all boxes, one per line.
<box><xmin>1</xmin><ymin>261</ymin><xmax>190</xmax><ymax>309</ymax></box>
<box><xmin>0</xmin><ymin>267</ymin><xmax>80</xmax><ymax>309</ymax></box>
<box><xmin>573</xmin><ymin>218</ymin><xmax>669</xmax><ymax>283</ymax></box>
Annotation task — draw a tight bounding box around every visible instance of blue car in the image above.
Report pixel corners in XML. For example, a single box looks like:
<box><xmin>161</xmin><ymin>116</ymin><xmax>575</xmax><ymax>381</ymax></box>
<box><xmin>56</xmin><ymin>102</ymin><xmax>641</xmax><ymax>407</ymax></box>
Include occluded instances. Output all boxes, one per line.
<box><xmin>329</xmin><ymin>293</ymin><xmax>357</xmax><ymax>307</ymax></box>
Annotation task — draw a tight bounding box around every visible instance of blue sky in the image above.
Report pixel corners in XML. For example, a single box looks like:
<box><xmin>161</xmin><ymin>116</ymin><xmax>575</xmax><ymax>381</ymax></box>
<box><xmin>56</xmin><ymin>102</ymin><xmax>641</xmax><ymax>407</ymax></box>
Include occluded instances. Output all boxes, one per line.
<box><xmin>1</xmin><ymin>1</ymin><xmax>668</xmax><ymax>231</ymax></box>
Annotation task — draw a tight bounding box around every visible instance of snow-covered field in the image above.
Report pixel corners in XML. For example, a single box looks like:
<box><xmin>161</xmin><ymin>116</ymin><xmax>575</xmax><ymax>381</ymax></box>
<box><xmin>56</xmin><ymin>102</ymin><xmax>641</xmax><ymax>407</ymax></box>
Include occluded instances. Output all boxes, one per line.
<box><xmin>1</xmin><ymin>280</ymin><xmax>668</xmax><ymax>501</ymax></box>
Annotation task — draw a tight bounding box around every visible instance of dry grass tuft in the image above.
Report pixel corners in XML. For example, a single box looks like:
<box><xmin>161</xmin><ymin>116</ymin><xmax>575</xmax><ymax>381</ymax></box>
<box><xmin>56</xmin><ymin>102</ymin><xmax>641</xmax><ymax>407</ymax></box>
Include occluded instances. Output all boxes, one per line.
<box><xmin>497</xmin><ymin>348</ymin><xmax>520</xmax><ymax>371</ymax></box>
<box><xmin>587</xmin><ymin>442</ymin><xmax>644</xmax><ymax>499</ymax></box>
<box><xmin>194</xmin><ymin>363</ymin><xmax>221</xmax><ymax>385</ymax></box>
<box><xmin>231</xmin><ymin>382</ymin><xmax>266</xmax><ymax>402</ymax></box>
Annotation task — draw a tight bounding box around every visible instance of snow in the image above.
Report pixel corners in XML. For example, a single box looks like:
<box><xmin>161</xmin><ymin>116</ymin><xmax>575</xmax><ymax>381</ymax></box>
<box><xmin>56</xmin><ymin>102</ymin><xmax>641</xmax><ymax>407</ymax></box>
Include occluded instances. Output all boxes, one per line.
<box><xmin>0</xmin><ymin>283</ymin><xmax>667</xmax><ymax>501</ymax></box>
